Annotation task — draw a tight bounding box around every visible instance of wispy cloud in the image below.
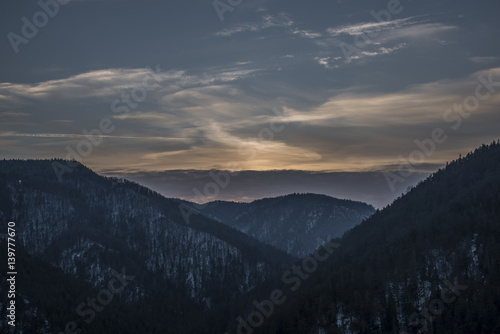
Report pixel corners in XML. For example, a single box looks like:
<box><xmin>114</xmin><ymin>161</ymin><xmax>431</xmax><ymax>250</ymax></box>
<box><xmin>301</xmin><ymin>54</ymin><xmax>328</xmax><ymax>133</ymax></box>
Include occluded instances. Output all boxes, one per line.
<box><xmin>212</xmin><ymin>12</ymin><xmax>458</xmax><ymax>72</ymax></box>
<box><xmin>0</xmin><ymin>132</ymin><xmax>185</xmax><ymax>142</ymax></box>
<box><xmin>311</xmin><ymin>20</ymin><xmax>457</xmax><ymax>68</ymax></box>
<box><xmin>0</xmin><ymin>111</ymin><xmax>32</xmax><ymax>117</ymax></box>
<box><xmin>214</xmin><ymin>13</ymin><xmax>294</xmax><ymax>37</ymax></box>
<box><xmin>315</xmin><ymin>43</ymin><xmax>408</xmax><ymax>68</ymax></box>
<box><xmin>291</xmin><ymin>28</ymin><xmax>323</xmax><ymax>39</ymax></box>
<box><xmin>2</xmin><ymin>64</ymin><xmax>499</xmax><ymax>175</ymax></box>
<box><xmin>0</xmin><ymin>68</ymin><xmax>182</xmax><ymax>102</ymax></box>
<box><xmin>469</xmin><ymin>56</ymin><xmax>499</xmax><ymax>64</ymax></box>
<box><xmin>0</xmin><ymin>67</ymin><xmax>258</xmax><ymax>105</ymax></box>
<box><xmin>326</xmin><ymin>17</ymin><xmax>416</xmax><ymax>36</ymax></box>
<box><xmin>378</xmin><ymin>22</ymin><xmax>458</xmax><ymax>42</ymax></box>
<box><xmin>282</xmin><ymin>67</ymin><xmax>500</xmax><ymax>127</ymax></box>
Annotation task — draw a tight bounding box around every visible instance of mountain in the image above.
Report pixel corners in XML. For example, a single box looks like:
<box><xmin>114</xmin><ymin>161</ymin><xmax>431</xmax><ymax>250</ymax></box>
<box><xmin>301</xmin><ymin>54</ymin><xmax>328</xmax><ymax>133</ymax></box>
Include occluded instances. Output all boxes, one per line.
<box><xmin>0</xmin><ymin>160</ymin><xmax>293</xmax><ymax>333</ymax></box>
<box><xmin>197</xmin><ymin>194</ymin><xmax>375</xmax><ymax>257</ymax></box>
<box><xmin>2</xmin><ymin>141</ymin><xmax>499</xmax><ymax>333</ymax></box>
<box><xmin>231</xmin><ymin>141</ymin><xmax>500</xmax><ymax>334</ymax></box>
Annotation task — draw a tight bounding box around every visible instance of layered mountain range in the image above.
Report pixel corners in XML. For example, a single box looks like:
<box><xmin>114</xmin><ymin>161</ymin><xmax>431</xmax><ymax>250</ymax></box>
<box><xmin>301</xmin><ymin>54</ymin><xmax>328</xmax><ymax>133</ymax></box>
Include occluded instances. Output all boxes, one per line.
<box><xmin>0</xmin><ymin>159</ymin><xmax>371</xmax><ymax>333</ymax></box>
<box><xmin>1</xmin><ymin>141</ymin><xmax>499</xmax><ymax>333</ymax></box>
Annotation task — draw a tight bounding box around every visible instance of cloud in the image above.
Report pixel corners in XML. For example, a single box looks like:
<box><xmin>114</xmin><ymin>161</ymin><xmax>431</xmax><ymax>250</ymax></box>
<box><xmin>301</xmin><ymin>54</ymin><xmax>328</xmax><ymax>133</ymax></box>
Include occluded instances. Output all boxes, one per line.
<box><xmin>210</xmin><ymin>12</ymin><xmax>459</xmax><ymax>72</ymax></box>
<box><xmin>0</xmin><ymin>68</ymin><xmax>181</xmax><ymax>103</ymax></box>
<box><xmin>315</xmin><ymin>43</ymin><xmax>407</xmax><ymax>68</ymax></box>
<box><xmin>377</xmin><ymin>22</ymin><xmax>458</xmax><ymax>42</ymax></box>
<box><xmin>1</xmin><ymin>0</ymin><xmax>499</xmax><ymax>207</ymax></box>
<box><xmin>132</xmin><ymin>67</ymin><xmax>500</xmax><ymax>172</ymax></box>
<box><xmin>0</xmin><ymin>111</ymin><xmax>31</xmax><ymax>116</ymax></box>
<box><xmin>0</xmin><ymin>132</ymin><xmax>185</xmax><ymax>142</ymax></box>
<box><xmin>1</xmin><ymin>55</ymin><xmax>499</xmax><ymax>178</ymax></box>
<box><xmin>469</xmin><ymin>56</ymin><xmax>499</xmax><ymax>64</ymax></box>
<box><xmin>326</xmin><ymin>17</ymin><xmax>416</xmax><ymax>37</ymax></box>
<box><xmin>0</xmin><ymin>67</ymin><xmax>258</xmax><ymax>108</ymax></box>
<box><xmin>291</xmin><ymin>28</ymin><xmax>323</xmax><ymax>39</ymax></box>
<box><xmin>283</xmin><ymin>67</ymin><xmax>500</xmax><ymax>127</ymax></box>
<box><xmin>276</xmin><ymin>16</ymin><xmax>459</xmax><ymax>69</ymax></box>
<box><xmin>214</xmin><ymin>13</ymin><xmax>294</xmax><ymax>37</ymax></box>
<box><xmin>323</xmin><ymin>16</ymin><xmax>457</xmax><ymax>43</ymax></box>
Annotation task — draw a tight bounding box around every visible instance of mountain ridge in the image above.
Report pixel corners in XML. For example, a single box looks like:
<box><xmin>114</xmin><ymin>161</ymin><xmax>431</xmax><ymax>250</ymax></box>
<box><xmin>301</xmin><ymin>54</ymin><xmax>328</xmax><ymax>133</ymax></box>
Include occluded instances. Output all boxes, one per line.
<box><xmin>243</xmin><ymin>141</ymin><xmax>500</xmax><ymax>333</ymax></box>
<box><xmin>0</xmin><ymin>159</ymin><xmax>293</xmax><ymax>333</ymax></box>
<box><xmin>197</xmin><ymin>193</ymin><xmax>375</xmax><ymax>257</ymax></box>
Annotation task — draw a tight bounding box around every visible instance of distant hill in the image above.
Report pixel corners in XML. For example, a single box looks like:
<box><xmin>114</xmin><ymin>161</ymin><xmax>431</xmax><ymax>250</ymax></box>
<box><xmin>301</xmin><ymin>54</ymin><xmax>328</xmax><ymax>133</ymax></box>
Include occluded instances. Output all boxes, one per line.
<box><xmin>198</xmin><ymin>194</ymin><xmax>375</xmax><ymax>257</ymax></box>
<box><xmin>242</xmin><ymin>141</ymin><xmax>500</xmax><ymax>334</ymax></box>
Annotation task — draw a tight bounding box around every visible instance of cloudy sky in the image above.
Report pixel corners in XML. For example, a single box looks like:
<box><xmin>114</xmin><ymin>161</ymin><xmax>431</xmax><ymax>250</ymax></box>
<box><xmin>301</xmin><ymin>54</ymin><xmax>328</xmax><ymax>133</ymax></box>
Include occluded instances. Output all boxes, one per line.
<box><xmin>1</xmin><ymin>0</ymin><xmax>499</xmax><ymax>207</ymax></box>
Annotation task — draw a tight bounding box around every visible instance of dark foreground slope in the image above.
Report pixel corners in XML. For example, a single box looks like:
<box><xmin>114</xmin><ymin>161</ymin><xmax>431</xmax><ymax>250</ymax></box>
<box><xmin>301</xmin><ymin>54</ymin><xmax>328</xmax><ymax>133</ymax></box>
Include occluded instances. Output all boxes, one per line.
<box><xmin>0</xmin><ymin>160</ymin><xmax>293</xmax><ymax>333</ymax></box>
<box><xmin>229</xmin><ymin>142</ymin><xmax>500</xmax><ymax>334</ymax></box>
<box><xmin>199</xmin><ymin>194</ymin><xmax>375</xmax><ymax>257</ymax></box>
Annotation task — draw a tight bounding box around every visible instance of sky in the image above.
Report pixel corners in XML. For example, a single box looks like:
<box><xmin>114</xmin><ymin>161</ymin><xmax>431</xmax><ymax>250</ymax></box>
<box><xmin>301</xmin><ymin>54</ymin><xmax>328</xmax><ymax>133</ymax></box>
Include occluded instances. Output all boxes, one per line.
<box><xmin>1</xmin><ymin>0</ymin><xmax>499</xmax><ymax>207</ymax></box>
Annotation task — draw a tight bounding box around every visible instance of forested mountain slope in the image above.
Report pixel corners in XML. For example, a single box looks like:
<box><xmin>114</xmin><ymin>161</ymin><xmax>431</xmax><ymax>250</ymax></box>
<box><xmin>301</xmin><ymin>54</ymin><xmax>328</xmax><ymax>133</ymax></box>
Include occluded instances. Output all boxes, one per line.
<box><xmin>199</xmin><ymin>194</ymin><xmax>375</xmax><ymax>257</ymax></box>
<box><xmin>0</xmin><ymin>160</ymin><xmax>293</xmax><ymax>333</ymax></box>
<box><xmin>237</xmin><ymin>142</ymin><xmax>500</xmax><ymax>334</ymax></box>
